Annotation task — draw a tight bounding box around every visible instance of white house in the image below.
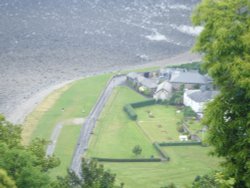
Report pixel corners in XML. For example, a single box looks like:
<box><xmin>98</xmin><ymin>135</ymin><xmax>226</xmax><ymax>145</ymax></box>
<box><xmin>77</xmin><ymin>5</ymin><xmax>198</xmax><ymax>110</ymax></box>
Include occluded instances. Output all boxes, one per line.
<box><xmin>183</xmin><ymin>89</ymin><xmax>219</xmax><ymax>115</ymax></box>
<box><xmin>153</xmin><ymin>81</ymin><xmax>172</xmax><ymax>101</ymax></box>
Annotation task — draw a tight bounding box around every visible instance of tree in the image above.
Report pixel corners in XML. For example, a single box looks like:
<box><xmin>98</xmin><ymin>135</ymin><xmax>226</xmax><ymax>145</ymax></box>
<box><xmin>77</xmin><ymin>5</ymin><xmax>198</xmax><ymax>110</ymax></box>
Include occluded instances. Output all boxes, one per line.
<box><xmin>169</xmin><ymin>84</ymin><xmax>184</xmax><ymax>105</ymax></box>
<box><xmin>0</xmin><ymin>115</ymin><xmax>60</xmax><ymax>188</ymax></box>
<box><xmin>55</xmin><ymin>159</ymin><xmax>117</xmax><ymax>188</ymax></box>
<box><xmin>0</xmin><ymin>169</ymin><xmax>16</xmax><ymax>188</ymax></box>
<box><xmin>192</xmin><ymin>0</ymin><xmax>250</xmax><ymax>187</ymax></box>
<box><xmin>183</xmin><ymin>106</ymin><xmax>196</xmax><ymax>118</ymax></box>
<box><xmin>28</xmin><ymin>138</ymin><xmax>60</xmax><ymax>172</ymax></box>
<box><xmin>0</xmin><ymin>118</ymin><xmax>21</xmax><ymax>148</ymax></box>
<box><xmin>132</xmin><ymin>145</ymin><xmax>142</xmax><ymax>156</ymax></box>
<box><xmin>192</xmin><ymin>172</ymin><xmax>236</xmax><ymax>188</ymax></box>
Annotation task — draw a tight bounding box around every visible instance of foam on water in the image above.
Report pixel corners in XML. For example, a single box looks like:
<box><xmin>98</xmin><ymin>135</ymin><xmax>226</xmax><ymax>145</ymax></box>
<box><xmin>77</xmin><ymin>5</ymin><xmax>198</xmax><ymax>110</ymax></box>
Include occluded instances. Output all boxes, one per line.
<box><xmin>145</xmin><ymin>30</ymin><xmax>169</xmax><ymax>42</ymax></box>
<box><xmin>171</xmin><ymin>24</ymin><xmax>203</xmax><ymax>36</ymax></box>
<box><xmin>168</xmin><ymin>4</ymin><xmax>191</xmax><ymax>11</ymax></box>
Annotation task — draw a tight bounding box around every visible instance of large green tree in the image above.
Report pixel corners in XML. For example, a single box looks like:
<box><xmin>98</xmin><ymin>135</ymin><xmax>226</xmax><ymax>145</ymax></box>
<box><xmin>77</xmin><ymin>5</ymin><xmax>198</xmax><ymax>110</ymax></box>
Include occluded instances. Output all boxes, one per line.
<box><xmin>192</xmin><ymin>0</ymin><xmax>250</xmax><ymax>187</ymax></box>
<box><xmin>0</xmin><ymin>116</ymin><xmax>60</xmax><ymax>188</ymax></box>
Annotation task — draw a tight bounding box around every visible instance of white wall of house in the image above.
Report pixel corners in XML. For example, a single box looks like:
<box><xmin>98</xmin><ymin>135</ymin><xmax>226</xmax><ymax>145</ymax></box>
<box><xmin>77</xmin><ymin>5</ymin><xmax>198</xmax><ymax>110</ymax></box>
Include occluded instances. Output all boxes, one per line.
<box><xmin>183</xmin><ymin>91</ymin><xmax>204</xmax><ymax>113</ymax></box>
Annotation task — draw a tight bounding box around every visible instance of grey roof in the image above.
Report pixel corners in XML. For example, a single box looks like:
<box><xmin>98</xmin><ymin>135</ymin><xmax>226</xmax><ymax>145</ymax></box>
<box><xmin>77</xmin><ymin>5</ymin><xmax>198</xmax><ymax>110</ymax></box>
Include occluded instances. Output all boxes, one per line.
<box><xmin>127</xmin><ymin>72</ymin><xmax>140</xmax><ymax>79</ymax></box>
<box><xmin>137</xmin><ymin>75</ymin><xmax>145</xmax><ymax>83</ymax></box>
<box><xmin>188</xmin><ymin>90</ymin><xmax>219</xmax><ymax>103</ymax></box>
<box><xmin>140</xmin><ymin>78</ymin><xmax>157</xmax><ymax>89</ymax></box>
<box><xmin>170</xmin><ymin>71</ymin><xmax>211</xmax><ymax>84</ymax></box>
<box><xmin>156</xmin><ymin>81</ymin><xmax>172</xmax><ymax>93</ymax></box>
<box><xmin>127</xmin><ymin>72</ymin><xmax>157</xmax><ymax>89</ymax></box>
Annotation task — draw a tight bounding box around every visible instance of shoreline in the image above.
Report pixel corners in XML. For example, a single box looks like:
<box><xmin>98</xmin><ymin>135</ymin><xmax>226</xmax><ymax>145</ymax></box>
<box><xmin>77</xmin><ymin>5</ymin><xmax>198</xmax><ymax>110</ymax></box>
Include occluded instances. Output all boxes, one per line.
<box><xmin>7</xmin><ymin>51</ymin><xmax>201</xmax><ymax>124</ymax></box>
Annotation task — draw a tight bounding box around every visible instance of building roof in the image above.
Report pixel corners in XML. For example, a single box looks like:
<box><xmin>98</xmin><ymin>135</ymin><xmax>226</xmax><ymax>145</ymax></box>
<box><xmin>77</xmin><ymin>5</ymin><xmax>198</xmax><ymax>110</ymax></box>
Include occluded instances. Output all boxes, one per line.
<box><xmin>170</xmin><ymin>71</ymin><xmax>211</xmax><ymax>84</ymax></box>
<box><xmin>187</xmin><ymin>90</ymin><xmax>219</xmax><ymax>103</ymax></box>
<box><xmin>127</xmin><ymin>72</ymin><xmax>140</xmax><ymax>79</ymax></box>
<box><xmin>127</xmin><ymin>72</ymin><xmax>157</xmax><ymax>89</ymax></box>
<box><xmin>156</xmin><ymin>81</ymin><xmax>172</xmax><ymax>93</ymax></box>
<box><xmin>137</xmin><ymin>75</ymin><xmax>145</xmax><ymax>83</ymax></box>
<box><xmin>140</xmin><ymin>78</ymin><xmax>157</xmax><ymax>89</ymax></box>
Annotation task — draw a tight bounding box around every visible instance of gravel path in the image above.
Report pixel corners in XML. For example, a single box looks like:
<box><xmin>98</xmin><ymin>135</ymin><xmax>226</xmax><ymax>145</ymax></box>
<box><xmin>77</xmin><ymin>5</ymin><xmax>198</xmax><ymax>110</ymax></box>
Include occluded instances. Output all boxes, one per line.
<box><xmin>70</xmin><ymin>75</ymin><xmax>126</xmax><ymax>176</ymax></box>
<box><xmin>46</xmin><ymin>123</ymin><xmax>63</xmax><ymax>156</ymax></box>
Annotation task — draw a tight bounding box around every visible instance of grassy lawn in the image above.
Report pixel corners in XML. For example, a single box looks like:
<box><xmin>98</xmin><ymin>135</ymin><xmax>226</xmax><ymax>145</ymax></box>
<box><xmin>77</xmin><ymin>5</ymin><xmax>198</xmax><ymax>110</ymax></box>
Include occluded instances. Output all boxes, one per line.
<box><xmin>23</xmin><ymin>73</ymin><xmax>112</xmax><ymax>177</ymax></box>
<box><xmin>136</xmin><ymin>105</ymin><xmax>182</xmax><ymax>142</ymax></box>
<box><xmin>103</xmin><ymin>146</ymin><xmax>220</xmax><ymax>188</ymax></box>
<box><xmin>87</xmin><ymin>86</ymin><xmax>159</xmax><ymax>159</ymax></box>
<box><xmin>49</xmin><ymin>125</ymin><xmax>81</xmax><ymax>178</ymax></box>
<box><xmin>29</xmin><ymin>74</ymin><xmax>111</xmax><ymax>141</ymax></box>
<box><xmin>86</xmin><ymin>87</ymin><xmax>220</xmax><ymax>188</ymax></box>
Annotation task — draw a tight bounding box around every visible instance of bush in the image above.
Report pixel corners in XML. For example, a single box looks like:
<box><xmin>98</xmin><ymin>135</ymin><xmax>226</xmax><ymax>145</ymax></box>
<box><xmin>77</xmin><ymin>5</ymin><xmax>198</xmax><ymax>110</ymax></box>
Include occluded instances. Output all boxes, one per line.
<box><xmin>123</xmin><ymin>104</ymin><xmax>137</xmax><ymax>120</ymax></box>
<box><xmin>158</xmin><ymin>141</ymin><xmax>202</xmax><ymax>146</ymax></box>
<box><xmin>183</xmin><ymin>106</ymin><xmax>196</xmax><ymax>118</ymax></box>
<box><xmin>169</xmin><ymin>92</ymin><xmax>183</xmax><ymax>105</ymax></box>
<box><xmin>177</xmin><ymin>124</ymin><xmax>185</xmax><ymax>133</ymax></box>
<box><xmin>130</xmin><ymin>99</ymin><xmax>156</xmax><ymax>108</ymax></box>
<box><xmin>132</xmin><ymin>145</ymin><xmax>142</xmax><ymax>156</ymax></box>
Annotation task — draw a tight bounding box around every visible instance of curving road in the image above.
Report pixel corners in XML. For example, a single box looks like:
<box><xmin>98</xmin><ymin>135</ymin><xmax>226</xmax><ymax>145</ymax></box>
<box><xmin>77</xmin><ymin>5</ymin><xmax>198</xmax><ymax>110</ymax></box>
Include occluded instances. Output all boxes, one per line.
<box><xmin>70</xmin><ymin>75</ymin><xmax>126</xmax><ymax>176</ymax></box>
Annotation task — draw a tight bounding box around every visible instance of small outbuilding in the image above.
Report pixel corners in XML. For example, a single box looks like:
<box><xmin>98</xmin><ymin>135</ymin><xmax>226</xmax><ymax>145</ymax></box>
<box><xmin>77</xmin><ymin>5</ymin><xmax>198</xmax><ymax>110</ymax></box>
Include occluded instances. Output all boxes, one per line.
<box><xmin>179</xmin><ymin>135</ymin><xmax>188</xmax><ymax>141</ymax></box>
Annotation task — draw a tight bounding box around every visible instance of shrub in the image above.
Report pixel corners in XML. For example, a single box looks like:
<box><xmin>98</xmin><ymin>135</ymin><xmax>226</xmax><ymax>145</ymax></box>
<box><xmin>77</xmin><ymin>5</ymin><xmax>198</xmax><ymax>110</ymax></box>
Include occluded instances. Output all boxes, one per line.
<box><xmin>158</xmin><ymin>141</ymin><xmax>202</xmax><ymax>146</ymax></box>
<box><xmin>177</xmin><ymin>124</ymin><xmax>185</xmax><ymax>133</ymax></box>
<box><xmin>169</xmin><ymin>92</ymin><xmax>183</xmax><ymax>105</ymax></box>
<box><xmin>123</xmin><ymin>104</ymin><xmax>137</xmax><ymax>120</ymax></box>
<box><xmin>132</xmin><ymin>145</ymin><xmax>142</xmax><ymax>156</ymax></box>
<box><xmin>183</xmin><ymin>106</ymin><xmax>196</xmax><ymax>118</ymax></box>
<box><xmin>130</xmin><ymin>99</ymin><xmax>156</xmax><ymax>108</ymax></box>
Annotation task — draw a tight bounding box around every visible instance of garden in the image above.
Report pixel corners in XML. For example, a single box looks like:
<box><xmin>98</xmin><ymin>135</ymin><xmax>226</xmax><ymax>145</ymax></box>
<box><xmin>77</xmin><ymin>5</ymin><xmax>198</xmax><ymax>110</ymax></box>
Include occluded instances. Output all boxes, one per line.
<box><xmin>86</xmin><ymin>86</ymin><xmax>220</xmax><ymax>188</ymax></box>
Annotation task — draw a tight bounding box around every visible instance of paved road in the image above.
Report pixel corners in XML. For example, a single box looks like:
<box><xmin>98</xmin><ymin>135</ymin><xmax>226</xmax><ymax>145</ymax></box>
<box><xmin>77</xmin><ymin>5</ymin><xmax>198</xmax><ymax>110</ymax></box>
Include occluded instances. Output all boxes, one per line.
<box><xmin>46</xmin><ymin>123</ymin><xmax>63</xmax><ymax>156</ymax></box>
<box><xmin>70</xmin><ymin>75</ymin><xmax>126</xmax><ymax>176</ymax></box>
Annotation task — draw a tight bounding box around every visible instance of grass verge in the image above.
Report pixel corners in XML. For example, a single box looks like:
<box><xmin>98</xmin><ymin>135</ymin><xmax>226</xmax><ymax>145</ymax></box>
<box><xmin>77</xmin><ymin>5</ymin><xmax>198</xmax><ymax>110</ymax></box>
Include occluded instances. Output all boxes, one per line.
<box><xmin>22</xmin><ymin>73</ymin><xmax>112</xmax><ymax>177</ymax></box>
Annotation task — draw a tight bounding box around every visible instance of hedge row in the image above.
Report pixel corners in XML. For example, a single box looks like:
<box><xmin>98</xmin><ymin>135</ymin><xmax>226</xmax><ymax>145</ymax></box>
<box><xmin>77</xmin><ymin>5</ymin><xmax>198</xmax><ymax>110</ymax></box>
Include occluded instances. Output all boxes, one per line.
<box><xmin>158</xmin><ymin>141</ymin><xmax>202</xmax><ymax>147</ymax></box>
<box><xmin>123</xmin><ymin>104</ymin><xmax>137</xmax><ymax>120</ymax></box>
<box><xmin>92</xmin><ymin>157</ymin><xmax>161</xmax><ymax>162</ymax></box>
<box><xmin>153</xmin><ymin>142</ymin><xmax>170</xmax><ymax>161</ymax></box>
<box><xmin>130</xmin><ymin>99</ymin><xmax>158</xmax><ymax>108</ymax></box>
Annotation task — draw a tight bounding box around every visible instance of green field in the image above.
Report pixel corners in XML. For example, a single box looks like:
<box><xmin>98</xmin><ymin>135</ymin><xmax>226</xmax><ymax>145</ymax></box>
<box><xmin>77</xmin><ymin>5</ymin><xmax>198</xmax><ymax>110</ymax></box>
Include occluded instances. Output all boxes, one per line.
<box><xmin>103</xmin><ymin>146</ymin><xmax>219</xmax><ymax>188</ymax></box>
<box><xmin>87</xmin><ymin>86</ymin><xmax>159</xmax><ymax>158</ymax></box>
<box><xmin>87</xmin><ymin>86</ymin><xmax>220</xmax><ymax>188</ymax></box>
<box><xmin>30</xmin><ymin>74</ymin><xmax>111</xmax><ymax>141</ymax></box>
<box><xmin>136</xmin><ymin>105</ymin><xmax>183</xmax><ymax>142</ymax></box>
<box><xmin>25</xmin><ymin>74</ymin><xmax>112</xmax><ymax>177</ymax></box>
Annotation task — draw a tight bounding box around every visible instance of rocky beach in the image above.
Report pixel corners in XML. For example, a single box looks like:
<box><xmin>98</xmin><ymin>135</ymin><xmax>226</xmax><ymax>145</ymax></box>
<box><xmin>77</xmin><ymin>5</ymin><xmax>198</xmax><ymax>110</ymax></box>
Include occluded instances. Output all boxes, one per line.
<box><xmin>0</xmin><ymin>0</ymin><xmax>201</xmax><ymax>123</ymax></box>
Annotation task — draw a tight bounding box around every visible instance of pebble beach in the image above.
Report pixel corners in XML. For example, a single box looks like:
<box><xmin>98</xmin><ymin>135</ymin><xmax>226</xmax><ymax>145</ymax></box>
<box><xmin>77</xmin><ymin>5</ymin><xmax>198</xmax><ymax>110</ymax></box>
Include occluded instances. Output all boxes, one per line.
<box><xmin>0</xmin><ymin>0</ymin><xmax>201</xmax><ymax>123</ymax></box>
